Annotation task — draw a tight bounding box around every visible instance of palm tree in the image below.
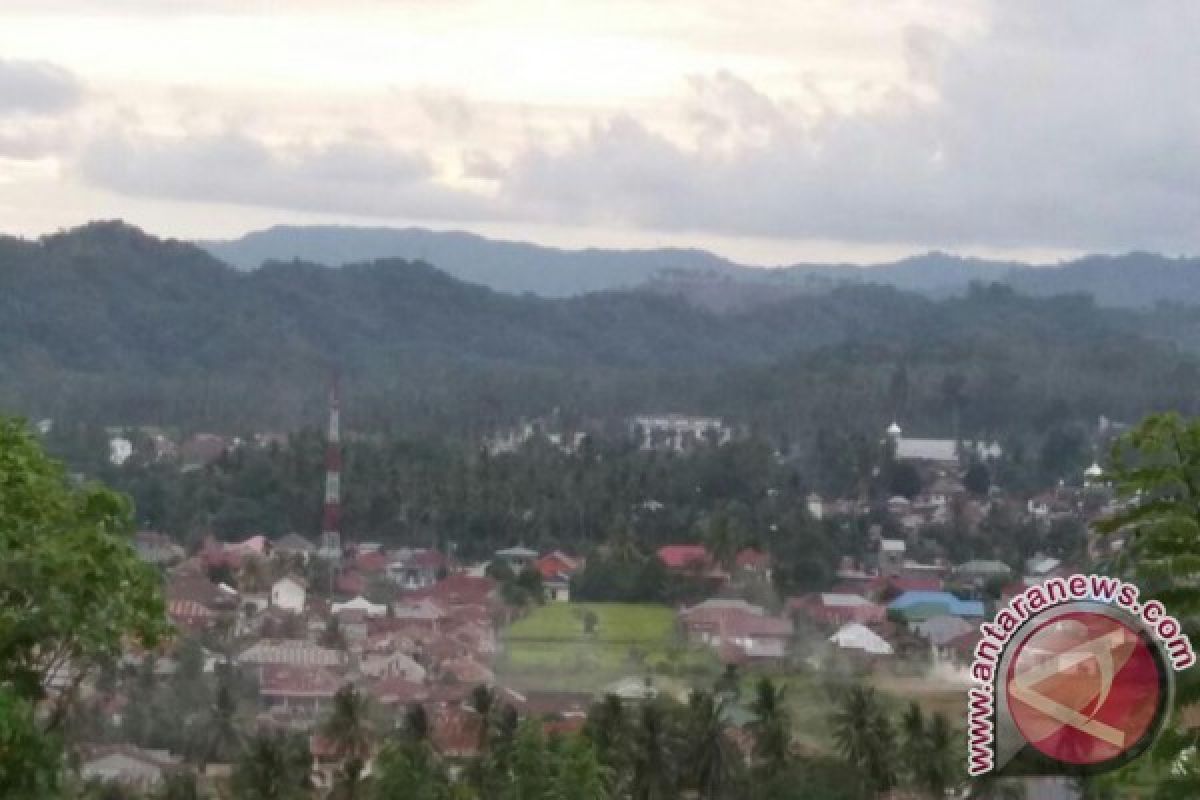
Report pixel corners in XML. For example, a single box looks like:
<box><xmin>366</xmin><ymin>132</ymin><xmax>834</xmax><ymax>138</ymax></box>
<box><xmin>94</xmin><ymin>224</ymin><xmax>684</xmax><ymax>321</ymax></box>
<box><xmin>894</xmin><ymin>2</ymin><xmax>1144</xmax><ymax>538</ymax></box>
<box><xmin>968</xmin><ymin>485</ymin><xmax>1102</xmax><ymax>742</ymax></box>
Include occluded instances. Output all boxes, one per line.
<box><xmin>686</xmin><ymin>690</ymin><xmax>734</xmax><ymax>799</ymax></box>
<box><xmin>468</xmin><ymin>685</ymin><xmax>496</xmax><ymax>753</ymax></box>
<box><xmin>631</xmin><ymin>702</ymin><xmax>675</xmax><ymax>800</ymax></box>
<box><xmin>829</xmin><ymin>686</ymin><xmax>896</xmax><ymax>794</ymax></box>
<box><xmin>403</xmin><ymin>703</ymin><xmax>430</xmax><ymax>743</ymax></box>
<box><xmin>230</xmin><ymin>732</ymin><xmax>310</xmax><ymax>800</ymax></box>
<box><xmin>549</xmin><ymin>735</ymin><xmax>611</xmax><ymax>800</ymax></box>
<box><xmin>920</xmin><ymin>712</ymin><xmax>959</xmax><ymax>797</ymax></box>
<box><xmin>200</xmin><ymin>673</ymin><xmax>241</xmax><ymax>768</ymax></box>
<box><xmin>899</xmin><ymin>701</ymin><xmax>926</xmax><ymax>788</ymax></box>
<box><xmin>321</xmin><ymin>685</ymin><xmax>373</xmax><ymax>764</ymax></box>
<box><xmin>584</xmin><ymin>693</ymin><xmax>629</xmax><ymax>775</ymax></box>
<box><xmin>749</xmin><ymin>678</ymin><xmax>790</xmax><ymax>777</ymax></box>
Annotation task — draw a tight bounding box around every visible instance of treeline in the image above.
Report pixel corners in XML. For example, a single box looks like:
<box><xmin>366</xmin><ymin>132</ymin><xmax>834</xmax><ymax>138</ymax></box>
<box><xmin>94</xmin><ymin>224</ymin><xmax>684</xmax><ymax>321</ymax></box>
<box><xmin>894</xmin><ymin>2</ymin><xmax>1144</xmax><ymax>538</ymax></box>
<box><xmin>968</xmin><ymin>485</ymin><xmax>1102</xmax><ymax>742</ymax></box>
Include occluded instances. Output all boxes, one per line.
<box><xmin>4</xmin><ymin>223</ymin><xmax>1200</xmax><ymax>446</ymax></box>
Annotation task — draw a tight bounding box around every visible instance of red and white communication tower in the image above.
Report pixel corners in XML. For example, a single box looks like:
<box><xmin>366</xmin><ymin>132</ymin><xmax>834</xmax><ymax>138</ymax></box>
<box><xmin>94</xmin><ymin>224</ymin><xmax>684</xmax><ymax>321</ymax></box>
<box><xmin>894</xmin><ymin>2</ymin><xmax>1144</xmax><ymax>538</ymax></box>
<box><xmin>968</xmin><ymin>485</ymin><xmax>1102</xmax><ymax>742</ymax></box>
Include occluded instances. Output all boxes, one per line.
<box><xmin>319</xmin><ymin>376</ymin><xmax>342</xmax><ymax>559</ymax></box>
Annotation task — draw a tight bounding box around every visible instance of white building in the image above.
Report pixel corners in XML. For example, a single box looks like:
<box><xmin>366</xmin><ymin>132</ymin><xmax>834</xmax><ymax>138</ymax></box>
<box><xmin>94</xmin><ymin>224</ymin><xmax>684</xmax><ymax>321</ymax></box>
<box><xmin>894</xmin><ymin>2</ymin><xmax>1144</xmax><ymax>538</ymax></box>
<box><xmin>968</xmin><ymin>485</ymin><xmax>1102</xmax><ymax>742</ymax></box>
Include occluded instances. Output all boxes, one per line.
<box><xmin>108</xmin><ymin>436</ymin><xmax>133</xmax><ymax>466</ymax></box>
<box><xmin>269</xmin><ymin>576</ymin><xmax>307</xmax><ymax>613</ymax></box>
<box><xmin>630</xmin><ymin>414</ymin><xmax>734</xmax><ymax>451</ymax></box>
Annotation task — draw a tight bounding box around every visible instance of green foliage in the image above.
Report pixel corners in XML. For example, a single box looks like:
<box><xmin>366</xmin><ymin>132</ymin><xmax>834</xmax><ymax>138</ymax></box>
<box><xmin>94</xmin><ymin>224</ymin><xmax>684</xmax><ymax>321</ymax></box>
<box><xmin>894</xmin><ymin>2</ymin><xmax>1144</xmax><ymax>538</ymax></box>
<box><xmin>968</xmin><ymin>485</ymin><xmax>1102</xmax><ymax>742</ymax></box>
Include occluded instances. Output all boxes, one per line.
<box><xmin>0</xmin><ymin>416</ymin><xmax>166</xmax><ymax>794</ymax></box>
<box><xmin>749</xmin><ymin>678</ymin><xmax>790</xmax><ymax>777</ymax></box>
<box><xmin>829</xmin><ymin>686</ymin><xmax>897</xmax><ymax>794</ymax></box>
<box><xmin>1096</xmin><ymin>412</ymin><xmax>1200</xmax><ymax>797</ymax></box>
<box><xmin>230</xmin><ymin>732</ymin><xmax>310</xmax><ymax>800</ymax></box>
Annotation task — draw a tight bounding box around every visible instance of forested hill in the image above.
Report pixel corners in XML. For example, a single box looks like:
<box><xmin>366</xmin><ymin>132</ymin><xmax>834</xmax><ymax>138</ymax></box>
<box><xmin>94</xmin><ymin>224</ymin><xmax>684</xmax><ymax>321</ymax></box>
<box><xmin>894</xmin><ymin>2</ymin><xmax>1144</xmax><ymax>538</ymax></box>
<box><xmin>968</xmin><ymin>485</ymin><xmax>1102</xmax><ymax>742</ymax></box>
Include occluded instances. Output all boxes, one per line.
<box><xmin>4</xmin><ymin>221</ymin><xmax>1200</xmax><ymax>440</ymax></box>
<box><xmin>203</xmin><ymin>224</ymin><xmax>1200</xmax><ymax>308</ymax></box>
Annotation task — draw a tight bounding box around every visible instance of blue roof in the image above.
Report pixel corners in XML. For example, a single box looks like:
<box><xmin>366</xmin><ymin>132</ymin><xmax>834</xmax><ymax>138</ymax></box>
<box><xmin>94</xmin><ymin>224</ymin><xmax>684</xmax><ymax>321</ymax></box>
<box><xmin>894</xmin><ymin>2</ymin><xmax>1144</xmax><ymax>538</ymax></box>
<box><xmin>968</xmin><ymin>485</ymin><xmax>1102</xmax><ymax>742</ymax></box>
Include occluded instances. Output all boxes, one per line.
<box><xmin>888</xmin><ymin>590</ymin><xmax>984</xmax><ymax>617</ymax></box>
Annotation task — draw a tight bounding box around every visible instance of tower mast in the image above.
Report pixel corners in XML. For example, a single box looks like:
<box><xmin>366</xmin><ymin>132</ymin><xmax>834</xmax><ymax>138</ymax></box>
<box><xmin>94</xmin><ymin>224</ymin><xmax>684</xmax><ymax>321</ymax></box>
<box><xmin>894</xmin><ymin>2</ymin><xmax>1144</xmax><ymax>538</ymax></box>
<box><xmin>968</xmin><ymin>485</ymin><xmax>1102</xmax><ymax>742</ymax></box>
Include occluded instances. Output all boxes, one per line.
<box><xmin>319</xmin><ymin>375</ymin><xmax>342</xmax><ymax>566</ymax></box>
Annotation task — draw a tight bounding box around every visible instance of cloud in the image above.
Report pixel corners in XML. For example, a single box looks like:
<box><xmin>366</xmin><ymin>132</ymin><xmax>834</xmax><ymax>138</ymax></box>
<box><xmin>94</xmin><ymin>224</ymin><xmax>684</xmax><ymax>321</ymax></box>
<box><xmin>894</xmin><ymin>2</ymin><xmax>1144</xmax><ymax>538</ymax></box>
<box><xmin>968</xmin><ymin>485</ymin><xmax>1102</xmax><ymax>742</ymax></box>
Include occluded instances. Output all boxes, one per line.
<box><xmin>78</xmin><ymin>129</ymin><xmax>499</xmax><ymax>221</ymax></box>
<box><xmin>0</xmin><ymin>58</ymin><xmax>84</xmax><ymax>115</ymax></box>
<box><xmin>499</xmin><ymin>1</ymin><xmax>1200</xmax><ymax>253</ymax></box>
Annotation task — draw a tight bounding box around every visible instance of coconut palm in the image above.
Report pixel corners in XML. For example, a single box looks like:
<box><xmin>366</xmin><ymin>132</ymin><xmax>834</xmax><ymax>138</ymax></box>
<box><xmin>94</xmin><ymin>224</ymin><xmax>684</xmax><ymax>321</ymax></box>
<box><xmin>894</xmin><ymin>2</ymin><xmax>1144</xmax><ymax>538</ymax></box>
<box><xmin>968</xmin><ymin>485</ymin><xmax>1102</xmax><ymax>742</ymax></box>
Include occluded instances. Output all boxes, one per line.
<box><xmin>749</xmin><ymin>677</ymin><xmax>790</xmax><ymax>777</ymax></box>
<box><xmin>631</xmin><ymin>702</ymin><xmax>675</xmax><ymax>800</ymax></box>
<box><xmin>686</xmin><ymin>690</ymin><xmax>735</xmax><ymax>799</ymax></box>
<box><xmin>230</xmin><ymin>732</ymin><xmax>310</xmax><ymax>800</ymax></box>
<box><xmin>829</xmin><ymin>686</ymin><xmax>896</xmax><ymax>794</ymax></box>
<box><xmin>585</xmin><ymin>693</ymin><xmax>629</xmax><ymax>774</ymax></box>
<box><xmin>321</xmin><ymin>685</ymin><xmax>373</xmax><ymax>763</ymax></box>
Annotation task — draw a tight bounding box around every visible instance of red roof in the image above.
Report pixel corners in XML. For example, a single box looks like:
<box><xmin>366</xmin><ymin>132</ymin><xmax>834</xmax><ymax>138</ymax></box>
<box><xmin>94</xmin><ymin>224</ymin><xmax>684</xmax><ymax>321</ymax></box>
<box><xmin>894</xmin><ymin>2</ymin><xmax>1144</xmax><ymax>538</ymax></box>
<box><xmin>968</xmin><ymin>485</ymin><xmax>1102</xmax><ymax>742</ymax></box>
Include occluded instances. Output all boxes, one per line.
<box><xmin>355</xmin><ymin>551</ymin><xmax>389</xmax><ymax>574</ymax></box>
<box><xmin>260</xmin><ymin>665</ymin><xmax>343</xmax><ymax>699</ymax></box>
<box><xmin>367</xmin><ymin>676</ymin><xmax>429</xmax><ymax>706</ymax></box>
<box><xmin>735</xmin><ymin>548</ymin><xmax>771</xmax><ymax>570</ymax></box>
<box><xmin>535</xmin><ymin>551</ymin><xmax>580</xmax><ymax>580</ymax></box>
<box><xmin>407</xmin><ymin>574</ymin><xmax>496</xmax><ymax>607</ymax></box>
<box><xmin>431</xmin><ymin>707</ymin><xmax>483</xmax><ymax>758</ymax></box>
<box><xmin>657</xmin><ymin>545</ymin><xmax>711</xmax><ymax>570</ymax></box>
<box><xmin>336</xmin><ymin>570</ymin><xmax>367</xmax><ymax>596</ymax></box>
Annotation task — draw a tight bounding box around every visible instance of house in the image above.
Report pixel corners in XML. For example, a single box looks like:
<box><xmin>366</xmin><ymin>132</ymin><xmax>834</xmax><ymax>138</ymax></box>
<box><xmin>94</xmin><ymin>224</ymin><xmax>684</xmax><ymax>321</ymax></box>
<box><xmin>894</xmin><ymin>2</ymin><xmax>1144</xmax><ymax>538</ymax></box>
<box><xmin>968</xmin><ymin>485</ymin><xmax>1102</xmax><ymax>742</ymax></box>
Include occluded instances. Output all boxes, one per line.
<box><xmin>273</xmin><ymin>533</ymin><xmax>315</xmax><ymax>560</ymax></box>
<box><xmin>80</xmin><ymin>746</ymin><xmax>182</xmax><ymax>791</ymax></box>
<box><xmin>734</xmin><ymin>548</ymin><xmax>771</xmax><ymax>580</ymax></box>
<box><xmin>829</xmin><ymin>623</ymin><xmax>894</xmax><ymax>656</ymax></box>
<box><xmin>953</xmin><ymin>559</ymin><xmax>1013</xmax><ymax>586</ymax></box>
<box><xmin>494</xmin><ymin>546</ymin><xmax>538</xmax><ymax>573</ymax></box>
<box><xmin>878</xmin><ymin>539</ymin><xmax>906</xmax><ymax>577</ymax></box>
<box><xmin>887</xmin><ymin>591</ymin><xmax>985</xmax><ymax>623</ymax></box>
<box><xmin>359</xmin><ymin>650</ymin><xmax>426</xmax><ymax>682</ymax></box>
<box><xmin>680</xmin><ymin>598</ymin><xmax>793</xmax><ymax>661</ymax></box>
<box><xmin>406</xmin><ymin>573</ymin><xmax>497</xmax><ymax>608</ymax></box>
<box><xmin>237</xmin><ymin>640</ymin><xmax>346</xmax><ymax>677</ymax></box>
<box><xmin>630</xmin><ymin>414</ymin><xmax>733</xmax><ymax>451</ymax></box>
<box><xmin>331</xmin><ymin>596</ymin><xmax>388</xmax><ymax>618</ymax></box>
<box><xmin>179</xmin><ymin>433</ymin><xmax>229</xmax><ymax>470</ymax></box>
<box><xmin>656</xmin><ymin>545</ymin><xmax>727</xmax><ymax>582</ymax></box>
<box><xmin>914</xmin><ymin>614</ymin><xmax>976</xmax><ymax>651</ymax></box>
<box><xmin>168</xmin><ymin>599</ymin><xmax>217</xmax><ymax>632</ymax></box>
<box><xmin>270</xmin><ymin>575</ymin><xmax>307</xmax><ymax>613</ymax></box>
<box><xmin>393</xmin><ymin>598</ymin><xmax>449</xmax><ymax>632</ymax></box>
<box><xmin>535</xmin><ymin>551</ymin><xmax>582</xmax><ymax>602</ymax></box>
<box><xmin>887</xmin><ymin>422</ymin><xmax>1002</xmax><ymax>466</ymax></box>
<box><xmin>806</xmin><ymin>493</ymin><xmax>824</xmax><ymax>520</ymax></box>
<box><xmin>387</xmin><ymin>548</ymin><xmax>445</xmax><ymax>590</ymax></box>
<box><xmin>1024</xmin><ymin>555</ymin><xmax>1063</xmax><ymax>578</ymax></box>
<box><xmin>439</xmin><ymin>655</ymin><xmax>495</xmax><ymax>685</ymax></box>
<box><xmin>789</xmin><ymin>593</ymin><xmax>886</xmax><ymax>627</ymax></box>
<box><xmin>134</xmin><ymin>532</ymin><xmax>184</xmax><ymax>566</ymax></box>
<box><xmin>259</xmin><ymin>665</ymin><xmax>342</xmax><ymax>713</ymax></box>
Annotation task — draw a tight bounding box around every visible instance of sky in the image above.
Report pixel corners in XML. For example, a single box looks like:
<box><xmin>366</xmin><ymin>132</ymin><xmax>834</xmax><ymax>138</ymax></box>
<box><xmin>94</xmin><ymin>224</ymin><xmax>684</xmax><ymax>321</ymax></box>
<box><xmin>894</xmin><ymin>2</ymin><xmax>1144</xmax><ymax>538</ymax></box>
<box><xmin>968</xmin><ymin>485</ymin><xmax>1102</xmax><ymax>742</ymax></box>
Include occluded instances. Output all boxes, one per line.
<box><xmin>0</xmin><ymin>0</ymin><xmax>1196</xmax><ymax>265</ymax></box>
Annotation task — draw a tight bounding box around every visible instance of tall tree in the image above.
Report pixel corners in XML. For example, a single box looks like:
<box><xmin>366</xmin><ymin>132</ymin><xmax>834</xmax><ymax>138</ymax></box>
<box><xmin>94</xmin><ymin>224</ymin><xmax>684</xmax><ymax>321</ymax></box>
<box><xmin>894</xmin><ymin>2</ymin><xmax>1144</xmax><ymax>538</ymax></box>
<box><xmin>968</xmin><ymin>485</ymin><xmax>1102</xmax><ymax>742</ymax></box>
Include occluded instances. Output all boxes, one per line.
<box><xmin>830</xmin><ymin>686</ymin><xmax>896</xmax><ymax>794</ymax></box>
<box><xmin>1097</xmin><ymin>412</ymin><xmax>1200</xmax><ymax>797</ymax></box>
<box><xmin>749</xmin><ymin>678</ymin><xmax>790</xmax><ymax>778</ymax></box>
<box><xmin>686</xmin><ymin>691</ymin><xmax>735</xmax><ymax>800</ymax></box>
<box><xmin>630</xmin><ymin>702</ymin><xmax>675</xmax><ymax>800</ymax></box>
<box><xmin>0</xmin><ymin>417</ymin><xmax>166</xmax><ymax>797</ymax></box>
<box><xmin>230</xmin><ymin>733</ymin><xmax>310</xmax><ymax>800</ymax></box>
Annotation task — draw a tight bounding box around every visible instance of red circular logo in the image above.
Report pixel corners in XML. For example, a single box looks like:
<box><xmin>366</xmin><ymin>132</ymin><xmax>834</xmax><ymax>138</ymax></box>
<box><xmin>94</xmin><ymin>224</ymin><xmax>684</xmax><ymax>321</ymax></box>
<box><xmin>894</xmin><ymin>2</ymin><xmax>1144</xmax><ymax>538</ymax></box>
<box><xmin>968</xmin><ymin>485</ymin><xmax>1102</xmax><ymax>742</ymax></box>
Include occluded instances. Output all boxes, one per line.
<box><xmin>1006</xmin><ymin>611</ymin><xmax>1164</xmax><ymax>765</ymax></box>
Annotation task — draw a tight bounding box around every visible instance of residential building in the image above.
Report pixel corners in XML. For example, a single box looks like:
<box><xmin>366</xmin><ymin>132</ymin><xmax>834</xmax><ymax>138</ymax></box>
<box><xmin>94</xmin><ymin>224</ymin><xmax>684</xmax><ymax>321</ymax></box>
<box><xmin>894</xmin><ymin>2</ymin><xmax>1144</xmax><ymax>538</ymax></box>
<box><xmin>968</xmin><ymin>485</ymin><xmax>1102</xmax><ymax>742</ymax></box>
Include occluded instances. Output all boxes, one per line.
<box><xmin>270</xmin><ymin>575</ymin><xmax>307</xmax><ymax>614</ymax></box>
<box><xmin>80</xmin><ymin>746</ymin><xmax>182</xmax><ymax>792</ymax></box>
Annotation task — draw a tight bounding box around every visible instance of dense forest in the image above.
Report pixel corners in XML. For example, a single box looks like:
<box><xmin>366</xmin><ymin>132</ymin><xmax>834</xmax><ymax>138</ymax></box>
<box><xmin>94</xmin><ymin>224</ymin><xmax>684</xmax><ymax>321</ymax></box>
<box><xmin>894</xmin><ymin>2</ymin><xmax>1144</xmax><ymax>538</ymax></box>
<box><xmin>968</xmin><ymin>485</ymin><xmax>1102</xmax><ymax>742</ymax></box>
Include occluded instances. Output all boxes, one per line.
<box><xmin>6</xmin><ymin>222</ymin><xmax>1200</xmax><ymax>448</ymax></box>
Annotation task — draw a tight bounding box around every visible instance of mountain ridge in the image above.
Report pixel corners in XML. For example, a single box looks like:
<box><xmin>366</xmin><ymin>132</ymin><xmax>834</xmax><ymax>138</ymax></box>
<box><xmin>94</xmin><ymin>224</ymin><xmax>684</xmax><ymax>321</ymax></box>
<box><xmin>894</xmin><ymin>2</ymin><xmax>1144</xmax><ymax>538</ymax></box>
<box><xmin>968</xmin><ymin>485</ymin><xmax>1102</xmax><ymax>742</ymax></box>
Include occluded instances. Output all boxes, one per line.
<box><xmin>200</xmin><ymin>224</ymin><xmax>1200</xmax><ymax>308</ymax></box>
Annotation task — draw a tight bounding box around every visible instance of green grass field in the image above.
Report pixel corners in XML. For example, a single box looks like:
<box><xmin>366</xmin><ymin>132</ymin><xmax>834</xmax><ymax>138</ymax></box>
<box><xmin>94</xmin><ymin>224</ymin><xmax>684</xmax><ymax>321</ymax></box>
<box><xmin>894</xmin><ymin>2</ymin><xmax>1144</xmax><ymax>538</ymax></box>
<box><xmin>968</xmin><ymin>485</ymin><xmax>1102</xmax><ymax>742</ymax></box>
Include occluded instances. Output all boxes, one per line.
<box><xmin>505</xmin><ymin>602</ymin><xmax>676</xmax><ymax>643</ymax></box>
<box><xmin>498</xmin><ymin>603</ymin><xmax>719</xmax><ymax>691</ymax></box>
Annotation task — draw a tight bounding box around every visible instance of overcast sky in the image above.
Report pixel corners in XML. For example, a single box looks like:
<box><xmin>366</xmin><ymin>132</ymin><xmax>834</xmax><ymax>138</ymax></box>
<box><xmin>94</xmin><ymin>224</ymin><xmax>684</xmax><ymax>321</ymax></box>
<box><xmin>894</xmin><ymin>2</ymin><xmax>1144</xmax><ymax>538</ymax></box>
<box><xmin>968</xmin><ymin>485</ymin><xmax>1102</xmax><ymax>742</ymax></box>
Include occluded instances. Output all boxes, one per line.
<box><xmin>0</xmin><ymin>1</ymin><xmax>1195</xmax><ymax>264</ymax></box>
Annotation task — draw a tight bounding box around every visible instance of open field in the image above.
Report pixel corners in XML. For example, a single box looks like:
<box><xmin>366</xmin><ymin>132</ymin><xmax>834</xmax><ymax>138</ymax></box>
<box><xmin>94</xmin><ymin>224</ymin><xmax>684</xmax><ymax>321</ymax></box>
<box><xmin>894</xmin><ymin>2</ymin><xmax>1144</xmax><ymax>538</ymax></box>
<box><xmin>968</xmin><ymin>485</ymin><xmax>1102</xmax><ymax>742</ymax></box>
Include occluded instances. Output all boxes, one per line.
<box><xmin>498</xmin><ymin>603</ymin><xmax>720</xmax><ymax>691</ymax></box>
<box><xmin>505</xmin><ymin>602</ymin><xmax>676</xmax><ymax>643</ymax></box>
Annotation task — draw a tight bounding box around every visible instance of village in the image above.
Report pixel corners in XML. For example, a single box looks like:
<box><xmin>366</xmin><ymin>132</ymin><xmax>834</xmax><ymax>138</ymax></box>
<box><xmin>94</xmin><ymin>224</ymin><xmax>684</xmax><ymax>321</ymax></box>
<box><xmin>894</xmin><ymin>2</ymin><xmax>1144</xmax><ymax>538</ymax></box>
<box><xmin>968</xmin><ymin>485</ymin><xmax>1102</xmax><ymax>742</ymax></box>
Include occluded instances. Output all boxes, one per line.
<box><xmin>71</xmin><ymin>412</ymin><xmax>1125</xmax><ymax>796</ymax></box>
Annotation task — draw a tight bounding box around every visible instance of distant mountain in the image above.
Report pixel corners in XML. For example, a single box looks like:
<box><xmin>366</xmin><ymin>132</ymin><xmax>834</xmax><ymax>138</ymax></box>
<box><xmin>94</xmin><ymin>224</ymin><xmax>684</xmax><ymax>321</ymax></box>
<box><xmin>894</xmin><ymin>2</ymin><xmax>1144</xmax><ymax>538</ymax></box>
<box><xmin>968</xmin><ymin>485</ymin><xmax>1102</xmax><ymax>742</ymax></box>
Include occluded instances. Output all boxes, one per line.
<box><xmin>201</xmin><ymin>224</ymin><xmax>746</xmax><ymax>296</ymax></box>
<box><xmin>8</xmin><ymin>221</ymin><xmax>1200</xmax><ymax>438</ymax></box>
<box><xmin>1004</xmin><ymin>252</ymin><xmax>1200</xmax><ymax>307</ymax></box>
<box><xmin>203</xmin><ymin>225</ymin><xmax>1200</xmax><ymax>309</ymax></box>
